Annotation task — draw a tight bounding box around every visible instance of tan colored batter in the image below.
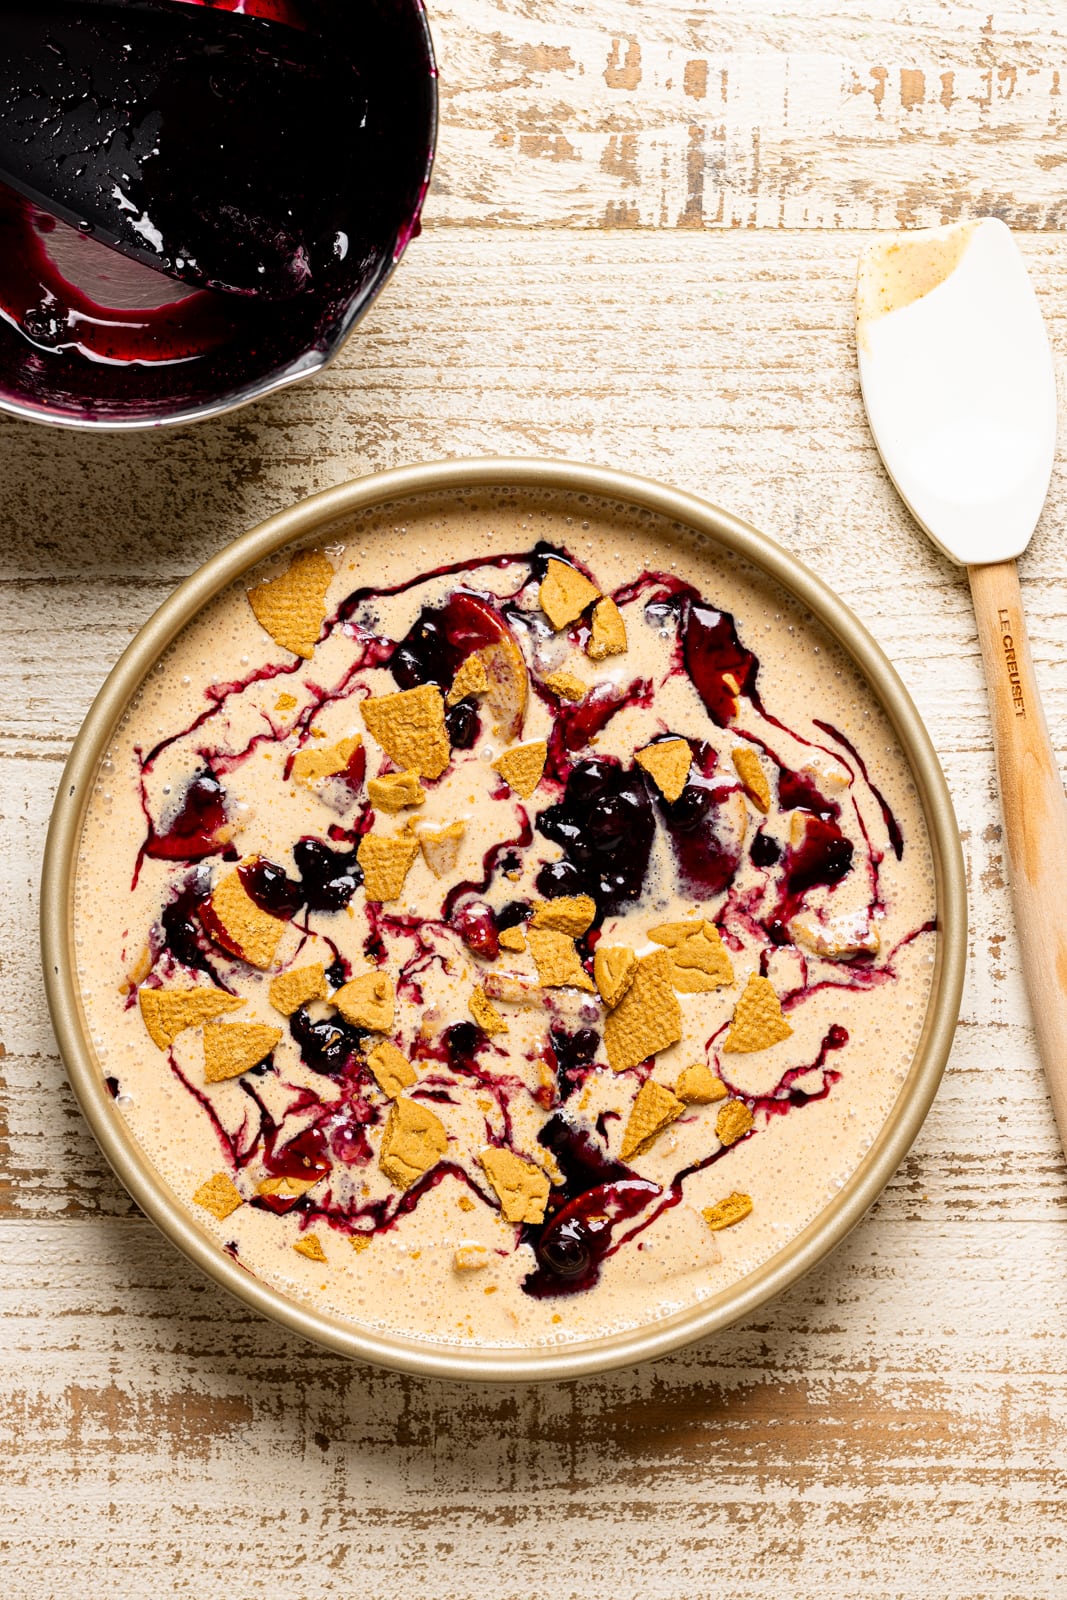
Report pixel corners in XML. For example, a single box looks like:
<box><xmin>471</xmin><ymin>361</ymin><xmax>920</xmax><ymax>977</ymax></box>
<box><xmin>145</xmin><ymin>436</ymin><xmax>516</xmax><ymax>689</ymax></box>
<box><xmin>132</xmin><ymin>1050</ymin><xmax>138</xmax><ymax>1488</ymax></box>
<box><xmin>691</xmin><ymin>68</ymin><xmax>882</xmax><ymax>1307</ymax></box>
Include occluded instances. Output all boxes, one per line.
<box><xmin>73</xmin><ymin>489</ymin><xmax>936</xmax><ymax>1348</ymax></box>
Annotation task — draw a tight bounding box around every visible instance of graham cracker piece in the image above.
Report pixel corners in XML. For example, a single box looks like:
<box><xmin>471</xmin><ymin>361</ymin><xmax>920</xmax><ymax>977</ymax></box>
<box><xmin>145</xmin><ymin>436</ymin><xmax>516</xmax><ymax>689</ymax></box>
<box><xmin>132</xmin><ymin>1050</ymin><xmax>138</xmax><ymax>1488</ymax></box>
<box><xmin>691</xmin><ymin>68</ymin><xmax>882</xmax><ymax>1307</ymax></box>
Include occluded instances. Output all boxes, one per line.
<box><xmin>470</xmin><ymin>986</ymin><xmax>508</xmax><ymax>1035</ymax></box>
<box><xmin>333</xmin><ymin>971</ymin><xmax>395</xmax><ymax>1032</ymax></box>
<box><xmin>457</xmin><ymin>1195</ymin><xmax>476</xmax><ymax>1213</ymax></box>
<box><xmin>201</xmin><ymin>867</ymin><xmax>285</xmax><ymax>969</ymax></box>
<box><xmin>367</xmin><ymin>770</ymin><xmax>425</xmax><ymax>812</ymax></box>
<box><xmin>366</xmin><ymin>1038</ymin><xmax>417</xmax><ymax>1097</ymax></box>
<box><xmin>479</xmin><ymin>1147</ymin><xmax>550</xmax><ymax>1224</ymax></box>
<box><xmin>414</xmin><ymin>819</ymin><xmax>466</xmax><ymax>877</ymax></box>
<box><xmin>453</xmin><ymin>1243</ymin><xmax>491</xmax><ymax>1271</ymax></box>
<box><xmin>530</xmin><ymin>894</ymin><xmax>596</xmax><ymax>936</ymax></box>
<box><xmin>357</xmin><ymin>831</ymin><xmax>419</xmax><ymax>902</ymax></box>
<box><xmin>192</xmin><ymin>1172</ymin><xmax>243</xmax><ymax>1220</ymax></box>
<box><xmin>479</xmin><ymin>635</ymin><xmax>529</xmax><ymax>740</ymax></box>
<box><xmin>620</xmin><ymin>1079</ymin><xmax>685</xmax><ymax>1161</ymax></box>
<box><xmin>269</xmin><ymin>963</ymin><xmax>328</xmax><ymax>1016</ymax></box>
<box><xmin>498</xmin><ymin>924</ymin><xmax>527</xmax><ymax>953</ymax></box>
<box><xmin>139</xmin><ymin>986</ymin><xmax>243</xmax><ymax>1050</ymax></box>
<box><xmin>275</xmin><ymin>692</ymin><xmax>298</xmax><ymax>712</ymax></box>
<box><xmin>732</xmin><ymin>747</ymin><xmax>771</xmax><ymax>813</ymax></box>
<box><xmin>292</xmin><ymin>734</ymin><xmax>362</xmax><ymax>785</ymax></box>
<box><xmin>526</xmin><ymin>927</ymin><xmax>595</xmax><ymax>992</ymax></box>
<box><xmin>603</xmin><ymin>948</ymin><xmax>682</xmax><ymax>1072</ymax></box>
<box><xmin>675</xmin><ymin>1061</ymin><xmax>728</xmax><ymax>1104</ymax></box>
<box><xmin>203</xmin><ymin>1022</ymin><xmax>282</xmax><ymax>1083</ymax></box>
<box><xmin>542</xmin><ymin>669</ymin><xmax>588</xmax><ymax>703</ymax></box>
<box><xmin>646</xmin><ymin>919</ymin><xmax>702</xmax><ymax>948</ymax></box>
<box><xmin>635</xmin><ymin>738</ymin><xmax>692</xmax><ymax>803</ymax></box>
<box><xmin>594</xmin><ymin>945</ymin><xmax>638</xmax><ymax>1009</ymax></box>
<box><xmin>703</xmin><ymin>1191</ymin><xmax>753</xmax><ymax>1231</ymax></box>
<box><xmin>540</xmin><ymin>558</ymin><xmax>601</xmax><ymax>630</ymax></box>
<box><xmin>492</xmin><ymin>740</ymin><xmax>547</xmax><ymax>800</ymax></box>
<box><xmin>379</xmin><ymin>1095</ymin><xmax>448</xmax><ymax>1189</ymax></box>
<box><xmin>668</xmin><ymin>924</ymin><xmax>734</xmax><ymax>993</ymax></box>
<box><xmin>722</xmin><ymin>973</ymin><xmax>793</xmax><ymax>1053</ymax></box>
<box><xmin>257</xmin><ymin>1174</ymin><xmax>320</xmax><ymax>1200</ymax></box>
<box><xmin>351</xmin><ymin>1234</ymin><xmax>372</xmax><ymax>1252</ymax></box>
<box><xmin>586</xmin><ymin>595</ymin><xmax>627</xmax><ymax>661</ymax></box>
<box><xmin>715</xmin><ymin>1099</ymin><xmax>755</xmax><ymax>1147</ymax></box>
<box><xmin>293</xmin><ymin>1233</ymin><xmax>328</xmax><ymax>1263</ymax></box>
<box><xmin>247</xmin><ymin>548</ymin><xmax>333</xmax><ymax>659</ymax></box>
<box><xmin>361</xmin><ymin>684</ymin><xmax>450</xmax><ymax>779</ymax></box>
<box><xmin>446</xmin><ymin>654</ymin><xmax>490</xmax><ymax>706</ymax></box>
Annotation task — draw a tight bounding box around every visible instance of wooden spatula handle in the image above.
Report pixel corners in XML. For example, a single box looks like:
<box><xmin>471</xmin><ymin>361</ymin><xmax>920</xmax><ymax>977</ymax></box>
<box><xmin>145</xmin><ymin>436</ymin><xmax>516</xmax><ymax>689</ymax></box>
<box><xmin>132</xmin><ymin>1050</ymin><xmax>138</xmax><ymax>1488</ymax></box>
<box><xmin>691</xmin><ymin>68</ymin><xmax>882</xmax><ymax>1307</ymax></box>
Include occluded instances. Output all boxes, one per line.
<box><xmin>968</xmin><ymin>558</ymin><xmax>1067</xmax><ymax>1158</ymax></box>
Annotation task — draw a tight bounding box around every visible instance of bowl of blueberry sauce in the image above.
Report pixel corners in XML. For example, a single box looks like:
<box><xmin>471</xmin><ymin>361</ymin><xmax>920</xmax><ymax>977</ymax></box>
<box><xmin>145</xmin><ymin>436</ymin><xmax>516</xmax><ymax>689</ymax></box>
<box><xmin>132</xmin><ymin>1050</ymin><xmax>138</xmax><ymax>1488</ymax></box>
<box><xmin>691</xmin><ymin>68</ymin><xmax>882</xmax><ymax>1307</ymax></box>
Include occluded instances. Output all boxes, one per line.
<box><xmin>0</xmin><ymin>0</ymin><xmax>437</xmax><ymax>429</ymax></box>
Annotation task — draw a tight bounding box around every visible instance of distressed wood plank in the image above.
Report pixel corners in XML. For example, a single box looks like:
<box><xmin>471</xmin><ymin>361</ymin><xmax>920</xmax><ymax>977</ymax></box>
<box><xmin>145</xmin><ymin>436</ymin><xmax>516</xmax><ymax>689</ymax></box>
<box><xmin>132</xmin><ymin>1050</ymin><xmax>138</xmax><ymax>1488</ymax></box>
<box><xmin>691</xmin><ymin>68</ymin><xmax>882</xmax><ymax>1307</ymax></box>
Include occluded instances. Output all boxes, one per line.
<box><xmin>0</xmin><ymin>1219</ymin><xmax>1065</xmax><ymax>1597</ymax></box>
<box><xmin>423</xmin><ymin>2</ymin><xmax>1067</xmax><ymax>230</ymax></box>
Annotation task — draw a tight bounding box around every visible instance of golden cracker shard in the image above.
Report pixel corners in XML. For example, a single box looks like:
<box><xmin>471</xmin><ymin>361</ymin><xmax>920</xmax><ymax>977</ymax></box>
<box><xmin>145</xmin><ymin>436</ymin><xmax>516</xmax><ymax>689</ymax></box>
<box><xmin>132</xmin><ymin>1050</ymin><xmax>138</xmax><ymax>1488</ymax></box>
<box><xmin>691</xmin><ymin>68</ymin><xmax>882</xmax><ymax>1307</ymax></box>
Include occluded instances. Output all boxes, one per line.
<box><xmin>620</xmin><ymin>1078</ymin><xmax>685</xmax><ymax>1161</ymax></box>
<box><xmin>333</xmin><ymin>970</ymin><xmax>396</xmax><ymax>1032</ymax></box>
<box><xmin>702</xmin><ymin>1192</ymin><xmax>753</xmax><ymax>1231</ymax></box>
<box><xmin>526</xmin><ymin>926</ymin><xmax>595</xmax><ymax>992</ymax></box>
<box><xmin>675</xmin><ymin>1060</ymin><xmax>728</xmax><ymax>1104</ymax></box>
<box><xmin>635</xmin><ymin>738</ymin><xmax>692</xmax><ymax>803</ymax></box>
<box><xmin>480</xmin><ymin>1147</ymin><xmax>550</xmax><ymax>1224</ymax></box>
<box><xmin>366</xmin><ymin>769</ymin><xmax>426</xmax><ymax>812</ymax></box>
<box><xmin>292</xmin><ymin>734</ymin><xmax>362</xmax><ymax>786</ymax></box>
<box><xmin>446</xmin><ymin>653</ymin><xmax>490</xmax><ymax>706</ymax></box>
<box><xmin>593</xmin><ymin>945</ymin><xmax>638</xmax><ymax>1009</ymax></box>
<box><xmin>360</xmin><ymin>683</ymin><xmax>450</xmax><ymax>779</ymax></box>
<box><xmin>257</xmin><ymin>1174</ymin><xmax>320</xmax><ymax>1200</ymax></box>
<box><xmin>201</xmin><ymin>866</ymin><xmax>285</xmax><ymax>970</ymax></box>
<box><xmin>203</xmin><ymin>1021</ymin><xmax>282</xmax><ymax>1083</ymax></box>
<box><xmin>603</xmin><ymin>948</ymin><xmax>682</xmax><ymax>1072</ymax></box>
<box><xmin>414</xmin><ymin>819</ymin><xmax>466</xmax><ymax>877</ymax></box>
<box><xmin>247</xmin><ymin>547</ymin><xmax>333</xmax><ymax>659</ymax></box>
<box><xmin>722</xmin><ymin>973</ymin><xmax>793</xmax><ymax>1053</ymax></box>
<box><xmin>192</xmin><ymin>1171</ymin><xmax>243</xmax><ymax>1220</ymax></box>
<box><xmin>715</xmin><ymin>1099</ymin><xmax>755</xmax><ymax>1147</ymax></box>
<box><xmin>139</xmin><ymin>986</ymin><xmax>243</xmax><ymax>1050</ymax></box>
<box><xmin>268</xmin><ymin>963</ymin><xmax>328</xmax><ymax>1017</ymax></box>
<box><xmin>586</xmin><ymin>595</ymin><xmax>627</xmax><ymax>661</ymax></box>
<box><xmin>542</xmin><ymin>669</ymin><xmax>588</xmax><ymax>703</ymax></box>
<box><xmin>379</xmin><ymin>1095</ymin><xmax>449</xmax><ymax>1189</ymax></box>
<box><xmin>492</xmin><ymin>740</ymin><xmax>547</xmax><ymax>800</ymax></box>
<box><xmin>366</xmin><ymin>1038</ymin><xmax>418</xmax><ymax>1097</ymax></box>
<box><xmin>357</xmin><ymin>831</ymin><xmax>420</xmax><ymax>902</ymax></box>
<box><xmin>539</xmin><ymin>558</ymin><xmax>601</xmax><ymax>630</ymax></box>
<box><xmin>293</xmin><ymin>1233</ymin><xmax>328</xmax><ymax>1263</ymax></box>
<box><xmin>668</xmin><ymin>923</ymin><xmax>734</xmax><ymax>993</ymax></box>
<box><xmin>497</xmin><ymin>924</ymin><xmax>527</xmax><ymax>953</ymax></box>
<box><xmin>732</xmin><ymin>746</ymin><xmax>771</xmax><ymax>813</ymax></box>
<box><xmin>530</xmin><ymin>894</ymin><xmax>596</xmax><ymax>936</ymax></box>
<box><xmin>470</xmin><ymin>985</ymin><xmax>508</xmax><ymax>1036</ymax></box>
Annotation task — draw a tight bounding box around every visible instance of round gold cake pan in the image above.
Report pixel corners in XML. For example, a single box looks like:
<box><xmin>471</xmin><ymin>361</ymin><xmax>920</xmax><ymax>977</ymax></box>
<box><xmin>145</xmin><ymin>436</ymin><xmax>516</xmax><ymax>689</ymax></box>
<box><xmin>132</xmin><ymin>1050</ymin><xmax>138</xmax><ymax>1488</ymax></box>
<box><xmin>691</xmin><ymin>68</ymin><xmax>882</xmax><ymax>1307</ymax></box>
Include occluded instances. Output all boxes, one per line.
<box><xmin>41</xmin><ymin>457</ymin><xmax>967</xmax><ymax>1382</ymax></box>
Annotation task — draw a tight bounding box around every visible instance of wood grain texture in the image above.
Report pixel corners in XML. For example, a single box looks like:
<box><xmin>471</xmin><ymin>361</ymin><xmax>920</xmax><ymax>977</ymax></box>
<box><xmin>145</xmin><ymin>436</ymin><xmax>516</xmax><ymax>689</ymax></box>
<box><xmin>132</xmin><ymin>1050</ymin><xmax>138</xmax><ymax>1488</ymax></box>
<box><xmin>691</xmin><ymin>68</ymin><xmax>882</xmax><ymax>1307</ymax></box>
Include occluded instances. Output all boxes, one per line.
<box><xmin>969</xmin><ymin>559</ymin><xmax>1067</xmax><ymax>1160</ymax></box>
<box><xmin>427</xmin><ymin>1</ymin><xmax>1067</xmax><ymax>231</ymax></box>
<box><xmin>2</xmin><ymin>2</ymin><xmax>1067</xmax><ymax>1591</ymax></box>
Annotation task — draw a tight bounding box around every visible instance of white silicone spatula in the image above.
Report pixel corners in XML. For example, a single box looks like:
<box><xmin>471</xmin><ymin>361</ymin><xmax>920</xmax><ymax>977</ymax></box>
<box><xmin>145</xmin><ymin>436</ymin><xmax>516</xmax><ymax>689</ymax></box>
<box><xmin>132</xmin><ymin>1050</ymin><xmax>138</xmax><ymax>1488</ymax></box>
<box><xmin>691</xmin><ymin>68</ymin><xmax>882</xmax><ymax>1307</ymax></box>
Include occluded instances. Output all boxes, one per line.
<box><xmin>857</xmin><ymin>216</ymin><xmax>1067</xmax><ymax>1160</ymax></box>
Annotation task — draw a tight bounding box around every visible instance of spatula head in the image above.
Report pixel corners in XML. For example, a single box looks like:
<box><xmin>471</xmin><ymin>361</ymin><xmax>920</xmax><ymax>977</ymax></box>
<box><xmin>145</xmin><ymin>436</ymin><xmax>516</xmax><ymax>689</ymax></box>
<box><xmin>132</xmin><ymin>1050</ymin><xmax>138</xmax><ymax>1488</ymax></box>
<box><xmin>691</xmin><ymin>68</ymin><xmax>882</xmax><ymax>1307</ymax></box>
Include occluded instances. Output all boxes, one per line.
<box><xmin>856</xmin><ymin>218</ymin><xmax>1056</xmax><ymax>566</ymax></box>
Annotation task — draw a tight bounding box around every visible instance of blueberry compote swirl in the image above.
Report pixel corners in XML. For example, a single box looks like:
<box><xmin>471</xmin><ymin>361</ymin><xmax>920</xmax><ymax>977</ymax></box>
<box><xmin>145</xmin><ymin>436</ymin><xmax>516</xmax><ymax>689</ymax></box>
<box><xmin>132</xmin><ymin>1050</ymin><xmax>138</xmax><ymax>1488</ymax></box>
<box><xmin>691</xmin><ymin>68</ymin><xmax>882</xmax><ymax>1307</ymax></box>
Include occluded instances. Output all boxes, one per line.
<box><xmin>97</xmin><ymin>528</ymin><xmax>935</xmax><ymax>1330</ymax></box>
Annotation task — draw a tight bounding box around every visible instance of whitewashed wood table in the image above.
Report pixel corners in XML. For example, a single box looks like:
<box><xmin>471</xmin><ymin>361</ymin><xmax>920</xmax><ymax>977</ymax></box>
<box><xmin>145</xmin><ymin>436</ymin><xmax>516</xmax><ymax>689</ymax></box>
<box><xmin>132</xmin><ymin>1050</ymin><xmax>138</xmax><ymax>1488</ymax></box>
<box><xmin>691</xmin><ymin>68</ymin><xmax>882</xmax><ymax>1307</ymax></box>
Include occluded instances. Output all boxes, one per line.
<box><xmin>3</xmin><ymin>5</ymin><xmax>1066</xmax><ymax>1595</ymax></box>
